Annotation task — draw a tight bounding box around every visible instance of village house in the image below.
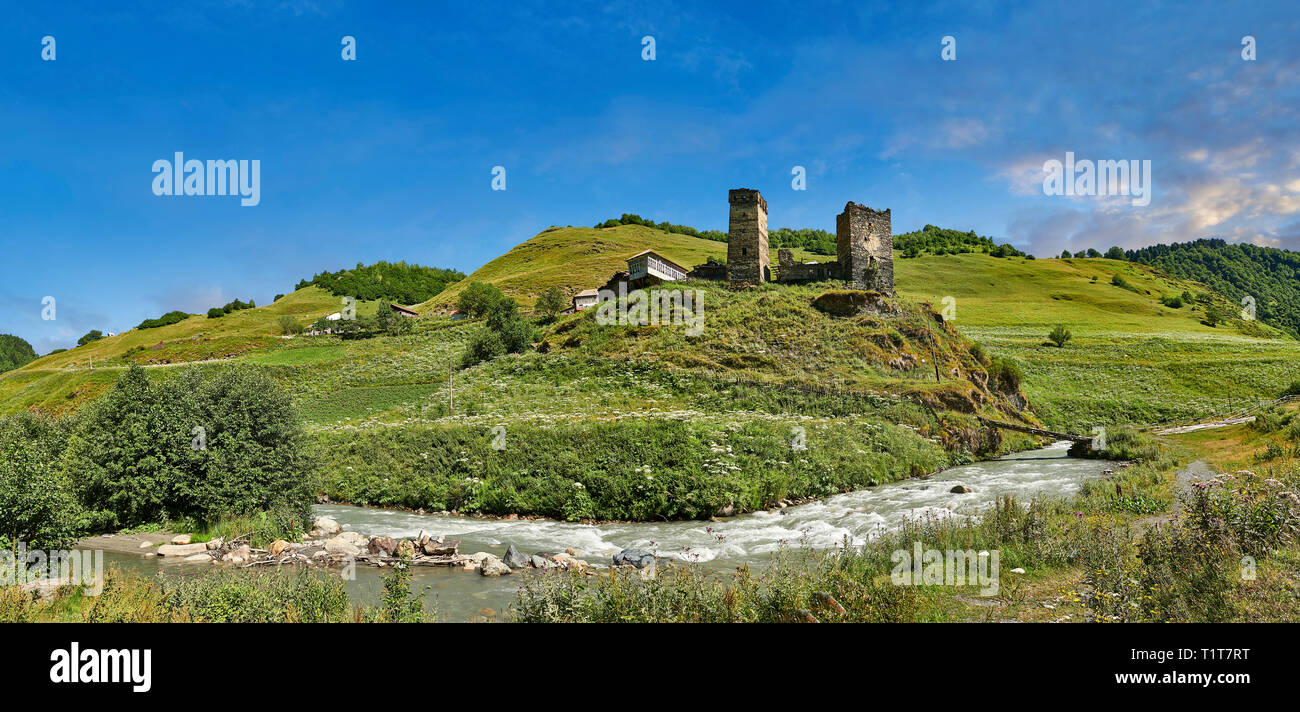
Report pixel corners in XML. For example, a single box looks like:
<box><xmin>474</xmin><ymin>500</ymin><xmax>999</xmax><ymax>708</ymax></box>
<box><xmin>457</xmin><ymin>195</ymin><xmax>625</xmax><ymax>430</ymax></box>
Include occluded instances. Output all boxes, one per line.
<box><xmin>572</xmin><ymin>288</ymin><xmax>599</xmax><ymax>311</ymax></box>
<box><xmin>390</xmin><ymin>303</ymin><xmax>420</xmax><ymax>317</ymax></box>
<box><xmin>626</xmin><ymin>249</ymin><xmax>688</xmax><ymax>289</ymax></box>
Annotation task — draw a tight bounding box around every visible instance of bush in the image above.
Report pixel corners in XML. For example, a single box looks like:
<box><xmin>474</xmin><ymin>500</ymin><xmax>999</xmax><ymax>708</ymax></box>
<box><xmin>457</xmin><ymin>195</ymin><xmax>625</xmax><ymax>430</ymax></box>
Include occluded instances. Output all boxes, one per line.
<box><xmin>456</xmin><ymin>282</ymin><xmax>504</xmax><ymax>318</ymax></box>
<box><xmin>987</xmin><ymin>356</ymin><xmax>1023</xmax><ymax>393</ymax></box>
<box><xmin>461</xmin><ymin>328</ymin><xmax>506</xmax><ymax>367</ymax></box>
<box><xmin>1280</xmin><ymin>381</ymin><xmax>1300</xmax><ymax>397</ymax></box>
<box><xmin>276</xmin><ymin>315</ymin><xmax>304</xmax><ymax>336</ymax></box>
<box><xmin>1160</xmin><ymin>295</ymin><xmax>1184</xmax><ymax>309</ymax></box>
<box><xmin>1047</xmin><ymin>324</ymin><xmax>1072</xmax><ymax>347</ymax></box>
<box><xmin>63</xmin><ymin>365</ymin><xmax>313</xmax><ymax>530</ymax></box>
<box><xmin>136</xmin><ymin>311</ymin><xmax>189</xmax><ymax>330</ymax></box>
<box><xmin>77</xmin><ymin>330</ymin><xmax>104</xmax><ymax>346</ymax></box>
<box><xmin>535</xmin><ymin>286</ymin><xmax>566</xmax><ymax>319</ymax></box>
<box><xmin>0</xmin><ymin>412</ymin><xmax>80</xmax><ymax>550</ymax></box>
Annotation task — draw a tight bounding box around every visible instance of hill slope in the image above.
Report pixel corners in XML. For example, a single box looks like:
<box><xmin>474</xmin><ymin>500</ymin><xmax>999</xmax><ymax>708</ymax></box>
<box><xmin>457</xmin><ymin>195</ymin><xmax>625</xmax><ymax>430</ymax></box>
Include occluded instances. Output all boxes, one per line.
<box><xmin>1126</xmin><ymin>239</ymin><xmax>1300</xmax><ymax>337</ymax></box>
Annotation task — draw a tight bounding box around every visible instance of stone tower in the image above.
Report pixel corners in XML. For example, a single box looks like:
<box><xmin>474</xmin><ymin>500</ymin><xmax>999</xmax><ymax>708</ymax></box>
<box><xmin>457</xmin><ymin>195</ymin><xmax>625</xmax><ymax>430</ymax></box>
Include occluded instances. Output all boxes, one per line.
<box><xmin>727</xmin><ymin>188</ymin><xmax>769</xmax><ymax>284</ymax></box>
<box><xmin>836</xmin><ymin>201</ymin><xmax>893</xmax><ymax>294</ymax></box>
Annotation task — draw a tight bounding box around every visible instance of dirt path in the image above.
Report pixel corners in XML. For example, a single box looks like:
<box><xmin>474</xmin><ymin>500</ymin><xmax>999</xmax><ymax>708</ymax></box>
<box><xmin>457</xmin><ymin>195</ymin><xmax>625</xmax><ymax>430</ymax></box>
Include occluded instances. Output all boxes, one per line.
<box><xmin>1155</xmin><ymin>417</ymin><xmax>1256</xmax><ymax>435</ymax></box>
<box><xmin>1134</xmin><ymin>459</ymin><xmax>1214</xmax><ymax>532</ymax></box>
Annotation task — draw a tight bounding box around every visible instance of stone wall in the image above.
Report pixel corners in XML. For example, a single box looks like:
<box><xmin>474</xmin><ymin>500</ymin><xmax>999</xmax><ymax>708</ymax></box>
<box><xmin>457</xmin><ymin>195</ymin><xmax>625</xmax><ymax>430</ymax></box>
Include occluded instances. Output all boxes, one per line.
<box><xmin>727</xmin><ymin>189</ymin><xmax>769</xmax><ymax>284</ymax></box>
<box><xmin>835</xmin><ymin>202</ymin><xmax>893</xmax><ymax>294</ymax></box>
<box><xmin>776</xmin><ymin>249</ymin><xmax>839</xmax><ymax>283</ymax></box>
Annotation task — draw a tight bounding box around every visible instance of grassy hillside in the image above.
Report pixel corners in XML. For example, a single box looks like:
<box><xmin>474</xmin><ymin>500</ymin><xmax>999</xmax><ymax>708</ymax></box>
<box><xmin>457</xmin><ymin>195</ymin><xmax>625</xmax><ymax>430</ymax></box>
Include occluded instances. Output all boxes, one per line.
<box><xmin>421</xmin><ymin>224</ymin><xmax>826</xmax><ymax>311</ymax></box>
<box><xmin>6</xmin><ymin>222</ymin><xmax>1300</xmax><ymax>437</ymax></box>
<box><xmin>894</xmin><ymin>253</ymin><xmax>1300</xmax><ymax>430</ymax></box>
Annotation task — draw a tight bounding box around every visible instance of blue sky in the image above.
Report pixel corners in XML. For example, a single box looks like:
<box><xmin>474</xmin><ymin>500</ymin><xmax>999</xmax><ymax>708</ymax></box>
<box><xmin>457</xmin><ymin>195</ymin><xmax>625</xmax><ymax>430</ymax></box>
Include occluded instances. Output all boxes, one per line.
<box><xmin>2</xmin><ymin>0</ymin><xmax>1297</xmax><ymax>353</ymax></box>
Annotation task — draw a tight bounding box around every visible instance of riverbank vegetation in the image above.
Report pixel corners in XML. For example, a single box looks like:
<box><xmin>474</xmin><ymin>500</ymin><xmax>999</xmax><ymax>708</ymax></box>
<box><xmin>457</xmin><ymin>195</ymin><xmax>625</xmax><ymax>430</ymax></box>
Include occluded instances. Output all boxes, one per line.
<box><xmin>513</xmin><ymin>422</ymin><xmax>1300</xmax><ymax>622</ymax></box>
<box><xmin>0</xmin><ymin>364</ymin><xmax>314</xmax><ymax>551</ymax></box>
<box><xmin>0</xmin><ymin>564</ymin><xmax>433</xmax><ymax>623</ymax></box>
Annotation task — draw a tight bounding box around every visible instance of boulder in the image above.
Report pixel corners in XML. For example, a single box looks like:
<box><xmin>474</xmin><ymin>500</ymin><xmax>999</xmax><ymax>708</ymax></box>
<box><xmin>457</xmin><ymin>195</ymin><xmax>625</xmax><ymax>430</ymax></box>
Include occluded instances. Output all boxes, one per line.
<box><xmin>157</xmin><ymin>543</ymin><xmax>208</xmax><ymax>557</ymax></box>
<box><xmin>552</xmin><ymin>553</ymin><xmax>588</xmax><ymax>571</ymax></box>
<box><xmin>529</xmin><ymin>555</ymin><xmax>552</xmax><ymax>569</ymax></box>
<box><xmin>368</xmin><ymin>536</ymin><xmax>397</xmax><ymax>556</ymax></box>
<box><xmin>183</xmin><ymin>553</ymin><xmax>211</xmax><ymax>562</ymax></box>
<box><xmin>564</xmin><ymin>547</ymin><xmax>584</xmax><ymax>558</ymax></box>
<box><xmin>479</xmin><ymin>555</ymin><xmax>511</xmax><ymax>577</ymax></box>
<box><xmin>950</xmin><ymin>485</ymin><xmax>972</xmax><ymax>494</ymax></box>
<box><xmin>715</xmin><ymin>504</ymin><xmax>736</xmax><ymax>518</ymax></box>
<box><xmin>423</xmin><ymin>538</ymin><xmax>459</xmax><ymax>556</ymax></box>
<box><xmin>170</xmin><ymin>534</ymin><xmax>193</xmax><ymax>545</ymax></box>
<box><xmin>324</xmin><ymin>536</ymin><xmax>361</xmax><ymax>557</ymax></box>
<box><xmin>613</xmin><ymin>549</ymin><xmax>655</xmax><ymax>569</ymax></box>
<box><xmin>312</xmin><ymin>516</ymin><xmax>342</xmax><ymax>536</ymax></box>
<box><xmin>503</xmin><ymin>543</ymin><xmax>529</xmax><ymax>569</ymax></box>
<box><xmin>220</xmin><ymin>544</ymin><xmax>252</xmax><ymax>563</ymax></box>
<box><xmin>206</xmin><ymin>538</ymin><xmax>223</xmax><ymax>550</ymax></box>
<box><xmin>337</xmin><ymin>531</ymin><xmax>367</xmax><ymax>547</ymax></box>
<box><xmin>396</xmin><ymin>540</ymin><xmax>416</xmax><ymax>558</ymax></box>
<box><xmin>138</xmin><ymin>541</ymin><xmax>153</xmax><ymax>549</ymax></box>
<box><xmin>268</xmin><ymin>539</ymin><xmax>293</xmax><ymax>557</ymax></box>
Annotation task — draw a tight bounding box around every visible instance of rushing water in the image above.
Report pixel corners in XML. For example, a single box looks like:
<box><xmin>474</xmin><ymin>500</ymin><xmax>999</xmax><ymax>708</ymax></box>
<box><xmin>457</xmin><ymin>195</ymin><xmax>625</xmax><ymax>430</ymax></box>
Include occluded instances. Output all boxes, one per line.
<box><xmin>97</xmin><ymin>441</ymin><xmax>1111</xmax><ymax>621</ymax></box>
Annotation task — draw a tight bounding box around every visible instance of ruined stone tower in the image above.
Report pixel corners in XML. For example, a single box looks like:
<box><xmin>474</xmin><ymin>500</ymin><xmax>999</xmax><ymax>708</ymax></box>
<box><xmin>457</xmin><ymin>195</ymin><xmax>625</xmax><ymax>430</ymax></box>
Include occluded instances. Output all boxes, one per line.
<box><xmin>727</xmin><ymin>188</ymin><xmax>769</xmax><ymax>284</ymax></box>
<box><xmin>836</xmin><ymin>201</ymin><xmax>893</xmax><ymax>294</ymax></box>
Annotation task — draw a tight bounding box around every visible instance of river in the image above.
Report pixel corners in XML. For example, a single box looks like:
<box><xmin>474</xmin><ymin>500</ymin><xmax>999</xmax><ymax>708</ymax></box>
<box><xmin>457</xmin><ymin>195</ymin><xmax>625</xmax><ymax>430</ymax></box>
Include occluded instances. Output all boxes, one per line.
<box><xmin>97</xmin><ymin>440</ymin><xmax>1111</xmax><ymax>621</ymax></box>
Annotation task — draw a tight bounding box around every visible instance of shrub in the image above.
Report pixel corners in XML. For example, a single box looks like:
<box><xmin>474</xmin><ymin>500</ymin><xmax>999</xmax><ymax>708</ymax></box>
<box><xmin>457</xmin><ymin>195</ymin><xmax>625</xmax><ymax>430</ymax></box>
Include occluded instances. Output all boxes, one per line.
<box><xmin>0</xmin><ymin>412</ymin><xmax>80</xmax><ymax>550</ymax></box>
<box><xmin>1160</xmin><ymin>294</ymin><xmax>1183</xmax><ymax>309</ymax></box>
<box><xmin>63</xmin><ymin>365</ymin><xmax>313</xmax><ymax>530</ymax></box>
<box><xmin>77</xmin><ymin>330</ymin><xmax>104</xmax><ymax>346</ymax></box>
<box><xmin>1280</xmin><ymin>381</ymin><xmax>1300</xmax><ymax>398</ymax></box>
<box><xmin>1047</xmin><ymin>324</ymin><xmax>1072</xmax><ymax>347</ymax></box>
<box><xmin>987</xmin><ymin>356</ymin><xmax>1023</xmax><ymax>393</ymax></box>
<box><xmin>136</xmin><ymin>311</ymin><xmax>189</xmax><ymax>330</ymax></box>
<box><xmin>276</xmin><ymin>315</ymin><xmax>304</xmax><ymax>336</ymax></box>
<box><xmin>456</xmin><ymin>282</ymin><xmax>504</xmax><ymax>318</ymax></box>
<box><xmin>535</xmin><ymin>286</ymin><xmax>566</xmax><ymax>319</ymax></box>
<box><xmin>461</xmin><ymin>328</ymin><xmax>506</xmax><ymax>367</ymax></box>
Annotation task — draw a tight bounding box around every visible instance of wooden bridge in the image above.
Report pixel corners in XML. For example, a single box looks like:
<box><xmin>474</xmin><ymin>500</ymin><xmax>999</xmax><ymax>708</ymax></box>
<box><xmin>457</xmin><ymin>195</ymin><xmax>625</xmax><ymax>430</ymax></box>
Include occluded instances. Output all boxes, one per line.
<box><xmin>975</xmin><ymin>416</ymin><xmax>1092</xmax><ymax>444</ymax></box>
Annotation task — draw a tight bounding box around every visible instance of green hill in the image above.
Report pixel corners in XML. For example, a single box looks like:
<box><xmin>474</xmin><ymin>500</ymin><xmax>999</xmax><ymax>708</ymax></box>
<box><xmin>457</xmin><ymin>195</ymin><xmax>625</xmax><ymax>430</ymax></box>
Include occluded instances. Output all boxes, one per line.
<box><xmin>5</xmin><ymin>220</ymin><xmax>1300</xmax><ymax>521</ymax></box>
<box><xmin>1126</xmin><ymin>239</ymin><xmax>1300</xmax><ymax>337</ymax></box>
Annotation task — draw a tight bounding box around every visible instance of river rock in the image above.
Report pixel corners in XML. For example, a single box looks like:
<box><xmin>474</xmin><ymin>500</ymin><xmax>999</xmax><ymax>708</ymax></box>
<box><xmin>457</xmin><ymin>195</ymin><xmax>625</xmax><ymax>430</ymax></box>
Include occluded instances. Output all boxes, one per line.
<box><xmin>206</xmin><ymin>538</ymin><xmax>223</xmax><ymax>550</ymax></box>
<box><xmin>552</xmin><ymin>553</ymin><xmax>588</xmax><ymax>571</ymax></box>
<box><xmin>170</xmin><ymin>534</ymin><xmax>192</xmax><ymax>545</ymax></box>
<box><xmin>423</xmin><ymin>538</ymin><xmax>459</xmax><ymax>556</ymax></box>
<box><xmin>613</xmin><ymin>549</ymin><xmax>655</xmax><ymax>569</ymax></box>
<box><xmin>183</xmin><ymin>553</ymin><xmax>211</xmax><ymax>562</ymax></box>
<box><xmin>157</xmin><ymin>543</ymin><xmax>207</xmax><ymax>557</ymax></box>
<box><xmin>368</xmin><ymin>536</ymin><xmax>397</xmax><ymax>556</ymax></box>
<box><xmin>950</xmin><ymin>485</ymin><xmax>972</xmax><ymax>494</ymax></box>
<box><xmin>479</xmin><ymin>554</ymin><xmax>511</xmax><ymax>577</ymax></box>
<box><xmin>337</xmin><ymin>531</ymin><xmax>367</xmax><ymax>547</ymax></box>
<box><xmin>313</xmin><ymin>516</ymin><xmax>342</xmax><ymax>536</ymax></box>
<box><xmin>324</xmin><ymin>536</ymin><xmax>360</xmax><ymax>557</ymax></box>
<box><xmin>396</xmin><ymin>540</ymin><xmax>416</xmax><ymax>558</ymax></box>
<box><xmin>268</xmin><ymin>539</ymin><xmax>292</xmax><ymax>557</ymax></box>
<box><xmin>138</xmin><ymin>541</ymin><xmax>153</xmax><ymax>549</ymax></box>
<box><xmin>529</xmin><ymin>555</ymin><xmax>553</xmax><ymax>569</ymax></box>
<box><xmin>503</xmin><ymin>543</ymin><xmax>529</xmax><ymax>569</ymax></box>
<box><xmin>564</xmin><ymin>547</ymin><xmax>584</xmax><ymax>558</ymax></box>
<box><xmin>715</xmin><ymin>504</ymin><xmax>736</xmax><ymax>517</ymax></box>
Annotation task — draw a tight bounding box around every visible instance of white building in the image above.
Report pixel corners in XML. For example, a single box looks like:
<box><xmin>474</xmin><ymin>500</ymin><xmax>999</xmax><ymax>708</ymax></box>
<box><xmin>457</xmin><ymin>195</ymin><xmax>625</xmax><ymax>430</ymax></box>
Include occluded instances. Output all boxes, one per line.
<box><xmin>626</xmin><ymin>249</ymin><xmax>687</xmax><ymax>287</ymax></box>
<box><xmin>573</xmin><ymin>289</ymin><xmax>600</xmax><ymax>311</ymax></box>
